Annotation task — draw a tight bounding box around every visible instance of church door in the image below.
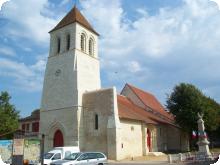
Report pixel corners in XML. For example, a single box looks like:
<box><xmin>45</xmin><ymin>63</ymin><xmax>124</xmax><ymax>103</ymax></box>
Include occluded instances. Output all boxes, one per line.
<box><xmin>53</xmin><ymin>130</ymin><xmax>64</xmax><ymax>147</ymax></box>
<box><xmin>147</xmin><ymin>129</ymin><xmax>151</xmax><ymax>152</ymax></box>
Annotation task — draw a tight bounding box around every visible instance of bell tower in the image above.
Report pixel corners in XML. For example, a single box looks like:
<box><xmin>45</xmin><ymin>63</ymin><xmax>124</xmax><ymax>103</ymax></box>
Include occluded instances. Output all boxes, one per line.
<box><xmin>40</xmin><ymin>6</ymin><xmax>101</xmax><ymax>151</ymax></box>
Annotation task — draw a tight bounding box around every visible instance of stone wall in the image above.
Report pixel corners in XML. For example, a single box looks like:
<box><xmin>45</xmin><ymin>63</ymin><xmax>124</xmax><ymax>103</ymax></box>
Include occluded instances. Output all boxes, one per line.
<box><xmin>40</xmin><ymin>22</ymin><xmax>101</xmax><ymax>152</ymax></box>
<box><xmin>40</xmin><ymin>107</ymin><xmax>79</xmax><ymax>152</ymax></box>
<box><xmin>82</xmin><ymin>87</ymin><xmax>120</xmax><ymax>160</ymax></box>
<box><xmin>167</xmin><ymin>125</ymin><xmax>182</xmax><ymax>151</ymax></box>
<box><xmin>156</xmin><ymin>125</ymin><xmax>168</xmax><ymax>152</ymax></box>
<box><xmin>117</xmin><ymin>119</ymin><xmax>143</xmax><ymax>159</ymax></box>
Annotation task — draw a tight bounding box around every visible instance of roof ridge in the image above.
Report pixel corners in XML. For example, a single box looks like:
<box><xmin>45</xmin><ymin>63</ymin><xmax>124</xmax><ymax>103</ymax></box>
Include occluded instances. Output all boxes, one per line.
<box><xmin>125</xmin><ymin>83</ymin><xmax>174</xmax><ymax>120</ymax></box>
<box><xmin>117</xmin><ymin>95</ymin><xmax>178</xmax><ymax>126</ymax></box>
<box><xmin>126</xmin><ymin>83</ymin><xmax>155</xmax><ymax>97</ymax></box>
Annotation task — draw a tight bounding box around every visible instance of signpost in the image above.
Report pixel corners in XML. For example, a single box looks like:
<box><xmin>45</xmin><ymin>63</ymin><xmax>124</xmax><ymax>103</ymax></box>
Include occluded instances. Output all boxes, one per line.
<box><xmin>12</xmin><ymin>139</ymin><xmax>24</xmax><ymax>165</ymax></box>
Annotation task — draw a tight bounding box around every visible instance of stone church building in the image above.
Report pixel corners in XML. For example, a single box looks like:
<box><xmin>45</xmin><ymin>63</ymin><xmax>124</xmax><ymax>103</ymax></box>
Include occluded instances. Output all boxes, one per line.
<box><xmin>40</xmin><ymin>6</ymin><xmax>189</xmax><ymax>160</ymax></box>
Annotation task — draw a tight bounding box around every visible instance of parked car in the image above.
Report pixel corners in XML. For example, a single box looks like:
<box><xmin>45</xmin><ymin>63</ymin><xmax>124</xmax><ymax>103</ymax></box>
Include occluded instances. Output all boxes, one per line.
<box><xmin>50</xmin><ymin>152</ymin><xmax>107</xmax><ymax>165</ymax></box>
<box><xmin>43</xmin><ymin>146</ymin><xmax>80</xmax><ymax>165</ymax></box>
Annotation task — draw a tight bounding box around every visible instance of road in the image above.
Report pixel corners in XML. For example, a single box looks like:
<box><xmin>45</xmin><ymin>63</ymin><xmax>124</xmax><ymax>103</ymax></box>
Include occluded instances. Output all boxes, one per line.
<box><xmin>108</xmin><ymin>160</ymin><xmax>216</xmax><ymax>165</ymax></box>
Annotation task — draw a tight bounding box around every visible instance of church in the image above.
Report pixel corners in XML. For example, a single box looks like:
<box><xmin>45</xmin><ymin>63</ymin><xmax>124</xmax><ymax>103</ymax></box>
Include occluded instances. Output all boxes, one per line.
<box><xmin>39</xmin><ymin>6</ymin><xmax>189</xmax><ymax>160</ymax></box>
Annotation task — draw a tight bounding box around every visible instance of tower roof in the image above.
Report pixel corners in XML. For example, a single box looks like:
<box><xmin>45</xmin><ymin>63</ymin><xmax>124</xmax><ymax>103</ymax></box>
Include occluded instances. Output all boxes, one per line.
<box><xmin>49</xmin><ymin>6</ymin><xmax>99</xmax><ymax>35</ymax></box>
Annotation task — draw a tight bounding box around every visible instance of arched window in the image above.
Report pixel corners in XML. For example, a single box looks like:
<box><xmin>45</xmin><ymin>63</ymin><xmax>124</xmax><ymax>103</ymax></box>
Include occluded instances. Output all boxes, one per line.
<box><xmin>89</xmin><ymin>38</ymin><xmax>94</xmax><ymax>56</ymax></box>
<box><xmin>57</xmin><ymin>37</ymin><xmax>61</xmax><ymax>53</ymax></box>
<box><xmin>80</xmin><ymin>33</ymin><xmax>86</xmax><ymax>52</ymax></box>
<box><xmin>66</xmin><ymin>34</ymin><xmax>70</xmax><ymax>50</ymax></box>
<box><xmin>95</xmin><ymin>114</ymin><xmax>98</xmax><ymax>130</ymax></box>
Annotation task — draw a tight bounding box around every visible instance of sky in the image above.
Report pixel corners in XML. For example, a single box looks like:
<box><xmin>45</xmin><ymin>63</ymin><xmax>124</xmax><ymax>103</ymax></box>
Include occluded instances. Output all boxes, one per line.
<box><xmin>0</xmin><ymin>0</ymin><xmax>220</xmax><ymax>117</ymax></box>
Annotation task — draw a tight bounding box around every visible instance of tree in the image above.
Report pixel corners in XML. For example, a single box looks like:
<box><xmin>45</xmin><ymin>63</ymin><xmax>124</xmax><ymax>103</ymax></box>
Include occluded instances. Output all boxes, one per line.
<box><xmin>0</xmin><ymin>91</ymin><xmax>19</xmax><ymax>139</ymax></box>
<box><xmin>166</xmin><ymin>83</ymin><xmax>220</xmax><ymax>149</ymax></box>
<box><xmin>166</xmin><ymin>83</ymin><xmax>220</xmax><ymax>133</ymax></box>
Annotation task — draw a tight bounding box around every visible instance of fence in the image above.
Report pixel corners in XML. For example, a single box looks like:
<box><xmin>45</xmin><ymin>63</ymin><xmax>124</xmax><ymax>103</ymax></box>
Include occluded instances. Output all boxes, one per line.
<box><xmin>168</xmin><ymin>152</ymin><xmax>220</xmax><ymax>163</ymax></box>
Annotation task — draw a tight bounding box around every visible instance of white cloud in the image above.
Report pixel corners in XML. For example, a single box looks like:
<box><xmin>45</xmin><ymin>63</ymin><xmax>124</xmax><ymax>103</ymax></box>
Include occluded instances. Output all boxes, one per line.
<box><xmin>1</xmin><ymin>0</ymin><xmax>220</xmax><ymax>104</ymax></box>
<box><xmin>0</xmin><ymin>57</ymin><xmax>46</xmax><ymax>92</ymax></box>
<box><xmin>60</xmin><ymin>0</ymin><xmax>71</xmax><ymax>6</ymax></box>
<box><xmin>0</xmin><ymin>0</ymin><xmax>60</xmax><ymax>44</ymax></box>
<box><xmin>81</xmin><ymin>0</ymin><xmax>220</xmax><ymax>102</ymax></box>
<box><xmin>127</xmin><ymin>61</ymin><xmax>141</xmax><ymax>73</ymax></box>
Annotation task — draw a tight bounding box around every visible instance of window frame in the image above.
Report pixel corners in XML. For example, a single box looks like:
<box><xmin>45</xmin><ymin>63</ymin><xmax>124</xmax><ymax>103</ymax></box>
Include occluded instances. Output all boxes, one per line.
<box><xmin>80</xmin><ymin>33</ymin><xmax>86</xmax><ymax>52</ymax></box>
<box><xmin>89</xmin><ymin>37</ymin><xmax>94</xmax><ymax>56</ymax></box>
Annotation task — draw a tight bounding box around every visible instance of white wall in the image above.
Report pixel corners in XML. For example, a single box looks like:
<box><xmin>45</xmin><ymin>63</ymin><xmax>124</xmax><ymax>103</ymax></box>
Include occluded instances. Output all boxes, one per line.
<box><xmin>82</xmin><ymin>87</ymin><xmax>120</xmax><ymax>160</ymax></box>
<box><xmin>118</xmin><ymin>119</ymin><xmax>143</xmax><ymax>159</ymax></box>
<box><xmin>40</xmin><ymin>107</ymin><xmax>79</xmax><ymax>152</ymax></box>
<box><xmin>40</xmin><ymin>21</ymin><xmax>101</xmax><ymax>153</ymax></box>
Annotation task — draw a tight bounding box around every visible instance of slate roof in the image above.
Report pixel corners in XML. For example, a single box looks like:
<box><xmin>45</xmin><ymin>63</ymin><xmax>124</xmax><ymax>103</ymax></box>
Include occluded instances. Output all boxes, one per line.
<box><xmin>50</xmin><ymin>6</ymin><xmax>99</xmax><ymax>35</ymax></box>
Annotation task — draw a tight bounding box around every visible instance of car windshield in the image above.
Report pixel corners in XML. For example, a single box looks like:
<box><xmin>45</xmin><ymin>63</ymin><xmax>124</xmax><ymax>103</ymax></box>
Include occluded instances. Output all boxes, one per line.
<box><xmin>44</xmin><ymin>153</ymin><xmax>54</xmax><ymax>159</ymax></box>
<box><xmin>64</xmin><ymin>153</ymin><xmax>81</xmax><ymax>160</ymax></box>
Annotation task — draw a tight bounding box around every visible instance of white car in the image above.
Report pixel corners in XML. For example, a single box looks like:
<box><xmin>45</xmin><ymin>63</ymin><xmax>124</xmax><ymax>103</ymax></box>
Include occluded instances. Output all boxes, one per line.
<box><xmin>51</xmin><ymin>152</ymin><xmax>107</xmax><ymax>165</ymax></box>
<box><xmin>44</xmin><ymin>146</ymin><xmax>80</xmax><ymax>165</ymax></box>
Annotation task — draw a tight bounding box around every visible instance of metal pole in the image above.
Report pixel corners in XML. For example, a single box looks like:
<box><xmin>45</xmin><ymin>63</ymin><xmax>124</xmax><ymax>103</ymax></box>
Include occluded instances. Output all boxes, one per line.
<box><xmin>41</xmin><ymin>134</ymin><xmax>45</xmax><ymax>165</ymax></box>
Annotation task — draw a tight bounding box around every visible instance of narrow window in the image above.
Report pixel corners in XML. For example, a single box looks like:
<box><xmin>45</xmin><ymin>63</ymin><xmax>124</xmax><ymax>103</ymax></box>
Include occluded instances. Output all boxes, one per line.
<box><xmin>22</xmin><ymin>124</ymin><xmax>25</xmax><ymax>131</ymax></box>
<box><xmin>32</xmin><ymin>122</ymin><xmax>39</xmax><ymax>132</ymax></box>
<box><xmin>57</xmin><ymin>38</ymin><xmax>61</xmax><ymax>53</ymax></box>
<box><xmin>26</xmin><ymin>123</ymin><xmax>30</xmax><ymax>132</ymax></box>
<box><xmin>95</xmin><ymin>114</ymin><xmax>98</xmax><ymax>130</ymax></box>
<box><xmin>66</xmin><ymin>34</ymin><xmax>70</xmax><ymax>50</ymax></box>
<box><xmin>81</xmin><ymin>33</ymin><xmax>86</xmax><ymax>52</ymax></box>
<box><xmin>89</xmin><ymin>38</ymin><xmax>94</xmax><ymax>56</ymax></box>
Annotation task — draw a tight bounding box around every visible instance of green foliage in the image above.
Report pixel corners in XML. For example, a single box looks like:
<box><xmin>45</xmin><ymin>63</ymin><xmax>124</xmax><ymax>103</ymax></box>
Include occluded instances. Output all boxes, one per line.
<box><xmin>166</xmin><ymin>83</ymin><xmax>220</xmax><ymax>133</ymax></box>
<box><xmin>0</xmin><ymin>91</ymin><xmax>19</xmax><ymax>138</ymax></box>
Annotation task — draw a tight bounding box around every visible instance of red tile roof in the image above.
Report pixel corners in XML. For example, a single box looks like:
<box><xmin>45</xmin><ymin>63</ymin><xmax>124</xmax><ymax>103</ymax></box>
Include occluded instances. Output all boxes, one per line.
<box><xmin>126</xmin><ymin>83</ymin><xmax>174</xmax><ymax>121</ymax></box>
<box><xmin>117</xmin><ymin>95</ymin><xmax>177</xmax><ymax>126</ymax></box>
<box><xmin>50</xmin><ymin>6</ymin><xmax>99</xmax><ymax>35</ymax></box>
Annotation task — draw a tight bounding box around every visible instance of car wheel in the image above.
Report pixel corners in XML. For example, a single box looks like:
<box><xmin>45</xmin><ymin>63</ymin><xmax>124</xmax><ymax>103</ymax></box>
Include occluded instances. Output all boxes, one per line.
<box><xmin>98</xmin><ymin>163</ymin><xmax>103</xmax><ymax>165</ymax></box>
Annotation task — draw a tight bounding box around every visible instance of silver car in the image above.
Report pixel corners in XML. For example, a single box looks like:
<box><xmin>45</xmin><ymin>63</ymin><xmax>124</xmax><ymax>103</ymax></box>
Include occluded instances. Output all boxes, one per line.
<box><xmin>51</xmin><ymin>152</ymin><xmax>107</xmax><ymax>165</ymax></box>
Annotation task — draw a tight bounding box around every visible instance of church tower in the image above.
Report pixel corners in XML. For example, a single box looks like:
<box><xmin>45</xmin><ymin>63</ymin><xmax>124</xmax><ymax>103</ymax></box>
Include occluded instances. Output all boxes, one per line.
<box><xmin>40</xmin><ymin>6</ymin><xmax>101</xmax><ymax>151</ymax></box>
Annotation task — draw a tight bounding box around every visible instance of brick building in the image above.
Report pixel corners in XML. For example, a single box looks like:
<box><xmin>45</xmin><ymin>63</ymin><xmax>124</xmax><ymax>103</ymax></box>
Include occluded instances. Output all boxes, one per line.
<box><xmin>19</xmin><ymin>109</ymin><xmax>40</xmax><ymax>138</ymax></box>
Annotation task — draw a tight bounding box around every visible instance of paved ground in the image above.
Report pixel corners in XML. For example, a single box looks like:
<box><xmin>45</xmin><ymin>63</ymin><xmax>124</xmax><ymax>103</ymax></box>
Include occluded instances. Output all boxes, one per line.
<box><xmin>108</xmin><ymin>161</ymin><xmax>216</xmax><ymax>165</ymax></box>
<box><xmin>107</xmin><ymin>154</ymin><xmax>218</xmax><ymax>165</ymax></box>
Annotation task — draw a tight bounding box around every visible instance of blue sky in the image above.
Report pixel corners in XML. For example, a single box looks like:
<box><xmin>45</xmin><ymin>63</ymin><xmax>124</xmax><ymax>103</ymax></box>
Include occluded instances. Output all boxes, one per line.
<box><xmin>0</xmin><ymin>0</ymin><xmax>220</xmax><ymax>117</ymax></box>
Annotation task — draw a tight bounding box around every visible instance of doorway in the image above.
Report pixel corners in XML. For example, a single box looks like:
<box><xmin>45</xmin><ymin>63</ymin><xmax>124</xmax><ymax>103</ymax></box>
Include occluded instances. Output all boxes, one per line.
<box><xmin>147</xmin><ymin>129</ymin><xmax>151</xmax><ymax>152</ymax></box>
<box><xmin>53</xmin><ymin>129</ymin><xmax>64</xmax><ymax>147</ymax></box>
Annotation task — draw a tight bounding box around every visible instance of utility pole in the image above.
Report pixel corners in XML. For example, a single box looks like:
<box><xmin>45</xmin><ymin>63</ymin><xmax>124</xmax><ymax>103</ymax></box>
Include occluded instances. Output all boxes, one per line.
<box><xmin>41</xmin><ymin>134</ymin><xmax>45</xmax><ymax>165</ymax></box>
